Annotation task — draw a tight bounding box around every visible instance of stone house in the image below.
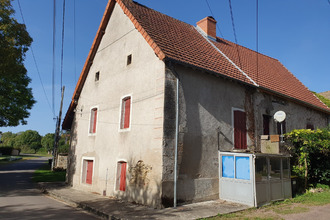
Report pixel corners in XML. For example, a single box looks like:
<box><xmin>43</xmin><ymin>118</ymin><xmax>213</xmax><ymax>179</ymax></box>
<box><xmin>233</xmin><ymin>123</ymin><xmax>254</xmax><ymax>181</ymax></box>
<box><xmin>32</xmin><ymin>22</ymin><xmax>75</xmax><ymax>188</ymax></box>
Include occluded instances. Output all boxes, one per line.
<box><xmin>62</xmin><ymin>0</ymin><xmax>330</xmax><ymax>208</ymax></box>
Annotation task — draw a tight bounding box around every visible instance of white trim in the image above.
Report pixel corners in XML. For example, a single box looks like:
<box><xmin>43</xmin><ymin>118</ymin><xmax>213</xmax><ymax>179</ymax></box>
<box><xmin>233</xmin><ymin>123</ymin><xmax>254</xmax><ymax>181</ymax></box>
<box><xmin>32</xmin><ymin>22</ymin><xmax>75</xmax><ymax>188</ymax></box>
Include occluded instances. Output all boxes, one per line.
<box><xmin>114</xmin><ymin>159</ymin><xmax>128</xmax><ymax>192</ymax></box>
<box><xmin>231</xmin><ymin>107</ymin><xmax>245</xmax><ymax>149</ymax></box>
<box><xmin>118</xmin><ymin>94</ymin><xmax>133</xmax><ymax>132</ymax></box>
<box><xmin>81</xmin><ymin>156</ymin><xmax>95</xmax><ymax>185</ymax></box>
<box><xmin>88</xmin><ymin>105</ymin><xmax>99</xmax><ymax>136</ymax></box>
<box><xmin>195</xmin><ymin>26</ymin><xmax>259</xmax><ymax>87</ymax></box>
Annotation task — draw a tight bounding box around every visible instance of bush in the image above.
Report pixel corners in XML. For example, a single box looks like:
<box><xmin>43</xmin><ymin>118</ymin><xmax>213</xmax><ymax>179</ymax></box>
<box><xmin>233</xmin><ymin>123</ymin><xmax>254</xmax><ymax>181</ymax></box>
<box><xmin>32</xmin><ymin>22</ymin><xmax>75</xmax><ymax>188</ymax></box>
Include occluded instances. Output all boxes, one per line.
<box><xmin>0</xmin><ymin>146</ymin><xmax>14</xmax><ymax>155</ymax></box>
<box><xmin>285</xmin><ymin>127</ymin><xmax>330</xmax><ymax>189</ymax></box>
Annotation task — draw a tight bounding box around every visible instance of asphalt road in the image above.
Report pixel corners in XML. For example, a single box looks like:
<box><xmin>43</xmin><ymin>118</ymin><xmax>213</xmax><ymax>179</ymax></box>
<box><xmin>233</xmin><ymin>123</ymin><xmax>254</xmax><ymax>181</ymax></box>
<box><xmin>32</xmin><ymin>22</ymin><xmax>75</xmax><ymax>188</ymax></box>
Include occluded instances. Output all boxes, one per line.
<box><xmin>0</xmin><ymin>156</ymin><xmax>99</xmax><ymax>220</ymax></box>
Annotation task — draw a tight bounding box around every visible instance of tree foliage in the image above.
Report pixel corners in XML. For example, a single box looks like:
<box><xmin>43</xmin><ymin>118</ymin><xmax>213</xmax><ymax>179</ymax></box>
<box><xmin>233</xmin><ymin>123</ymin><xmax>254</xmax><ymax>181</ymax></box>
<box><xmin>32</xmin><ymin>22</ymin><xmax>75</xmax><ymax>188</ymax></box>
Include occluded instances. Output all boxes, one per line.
<box><xmin>41</xmin><ymin>133</ymin><xmax>54</xmax><ymax>153</ymax></box>
<box><xmin>312</xmin><ymin>92</ymin><xmax>330</xmax><ymax>108</ymax></box>
<box><xmin>15</xmin><ymin>130</ymin><xmax>41</xmax><ymax>153</ymax></box>
<box><xmin>0</xmin><ymin>0</ymin><xmax>35</xmax><ymax>126</ymax></box>
<box><xmin>0</xmin><ymin>131</ymin><xmax>16</xmax><ymax>147</ymax></box>
<box><xmin>285</xmin><ymin>127</ymin><xmax>330</xmax><ymax>189</ymax></box>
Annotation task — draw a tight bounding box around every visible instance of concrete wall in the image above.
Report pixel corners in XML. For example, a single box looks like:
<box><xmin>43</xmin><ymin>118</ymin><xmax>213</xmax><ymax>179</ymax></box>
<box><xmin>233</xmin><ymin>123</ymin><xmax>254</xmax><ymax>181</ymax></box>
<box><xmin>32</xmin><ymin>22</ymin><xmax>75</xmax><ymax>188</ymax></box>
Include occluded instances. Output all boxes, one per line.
<box><xmin>67</xmin><ymin>3</ymin><xmax>165</xmax><ymax>208</ymax></box>
<box><xmin>161</xmin><ymin>62</ymin><xmax>329</xmax><ymax>206</ymax></box>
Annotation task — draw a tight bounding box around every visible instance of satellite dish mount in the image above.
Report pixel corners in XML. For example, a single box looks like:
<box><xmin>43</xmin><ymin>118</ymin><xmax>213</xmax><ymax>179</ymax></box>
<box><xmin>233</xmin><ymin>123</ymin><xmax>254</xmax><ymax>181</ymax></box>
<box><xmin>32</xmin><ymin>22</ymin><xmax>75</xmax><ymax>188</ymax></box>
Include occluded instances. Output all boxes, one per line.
<box><xmin>274</xmin><ymin>111</ymin><xmax>286</xmax><ymax>143</ymax></box>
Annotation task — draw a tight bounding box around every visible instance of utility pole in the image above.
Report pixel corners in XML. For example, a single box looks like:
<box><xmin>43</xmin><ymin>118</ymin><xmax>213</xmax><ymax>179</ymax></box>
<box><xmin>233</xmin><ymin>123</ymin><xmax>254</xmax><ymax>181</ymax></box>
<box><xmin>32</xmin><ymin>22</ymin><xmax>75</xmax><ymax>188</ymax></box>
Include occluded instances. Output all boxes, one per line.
<box><xmin>52</xmin><ymin>86</ymin><xmax>65</xmax><ymax>170</ymax></box>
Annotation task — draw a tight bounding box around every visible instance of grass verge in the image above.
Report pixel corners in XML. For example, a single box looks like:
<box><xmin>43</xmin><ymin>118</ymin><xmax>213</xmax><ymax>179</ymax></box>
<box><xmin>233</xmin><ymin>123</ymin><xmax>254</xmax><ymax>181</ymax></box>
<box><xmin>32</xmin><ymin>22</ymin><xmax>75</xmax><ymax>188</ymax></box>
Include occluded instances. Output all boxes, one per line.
<box><xmin>32</xmin><ymin>163</ymin><xmax>66</xmax><ymax>182</ymax></box>
<box><xmin>204</xmin><ymin>187</ymin><xmax>330</xmax><ymax>220</ymax></box>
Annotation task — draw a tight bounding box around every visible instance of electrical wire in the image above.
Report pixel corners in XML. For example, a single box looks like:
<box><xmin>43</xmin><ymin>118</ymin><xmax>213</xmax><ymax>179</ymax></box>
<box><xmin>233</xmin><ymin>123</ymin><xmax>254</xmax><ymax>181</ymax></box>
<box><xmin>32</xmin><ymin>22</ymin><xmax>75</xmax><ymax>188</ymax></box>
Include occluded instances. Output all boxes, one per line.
<box><xmin>228</xmin><ymin>0</ymin><xmax>243</xmax><ymax>69</ymax></box>
<box><xmin>60</xmin><ymin>0</ymin><xmax>66</xmax><ymax>93</ymax></box>
<box><xmin>17</xmin><ymin>0</ymin><xmax>55</xmax><ymax>118</ymax></box>
<box><xmin>204</xmin><ymin>0</ymin><xmax>224</xmax><ymax>38</ymax></box>
<box><xmin>256</xmin><ymin>0</ymin><xmax>259</xmax><ymax>84</ymax></box>
<box><xmin>52</xmin><ymin>0</ymin><xmax>56</xmax><ymax>117</ymax></box>
<box><xmin>73</xmin><ymin>0</ymin><xmax>77</xmax><ymax>83</ymax></box>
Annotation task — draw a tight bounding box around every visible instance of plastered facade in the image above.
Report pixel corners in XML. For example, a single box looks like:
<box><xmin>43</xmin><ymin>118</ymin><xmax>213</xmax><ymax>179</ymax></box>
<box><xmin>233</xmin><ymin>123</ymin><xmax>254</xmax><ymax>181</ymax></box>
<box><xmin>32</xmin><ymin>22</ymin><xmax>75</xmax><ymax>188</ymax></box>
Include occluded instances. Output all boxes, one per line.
<box><xmin>161</xmin><ymin>63</ymin><xmax>328</xmax><ymax>205</ymax></box>
<box><xmin>67</xmin><ymin>4</ymin><xmax>165</xmax><ymax>208</ymax></box>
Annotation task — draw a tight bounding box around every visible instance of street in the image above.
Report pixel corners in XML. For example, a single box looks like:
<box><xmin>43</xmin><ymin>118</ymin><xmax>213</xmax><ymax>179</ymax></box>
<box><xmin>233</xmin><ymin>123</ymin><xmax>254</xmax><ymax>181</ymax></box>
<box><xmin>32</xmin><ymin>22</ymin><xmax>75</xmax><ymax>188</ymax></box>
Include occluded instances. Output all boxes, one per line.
<box><xmin>0</xmin><ymin>156</ymin><xmax>98</xmax><ymax>220</ymax></box>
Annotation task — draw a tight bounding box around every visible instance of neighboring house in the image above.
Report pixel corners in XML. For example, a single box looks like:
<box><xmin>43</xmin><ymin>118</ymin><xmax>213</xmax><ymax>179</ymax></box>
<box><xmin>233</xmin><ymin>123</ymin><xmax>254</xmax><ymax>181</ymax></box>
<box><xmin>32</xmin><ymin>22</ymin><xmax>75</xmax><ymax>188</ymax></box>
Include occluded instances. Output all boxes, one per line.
<box><xmin>62</xmin><ymin>0</ymin><xmax>330</xmax><ymax>208</ymax></box>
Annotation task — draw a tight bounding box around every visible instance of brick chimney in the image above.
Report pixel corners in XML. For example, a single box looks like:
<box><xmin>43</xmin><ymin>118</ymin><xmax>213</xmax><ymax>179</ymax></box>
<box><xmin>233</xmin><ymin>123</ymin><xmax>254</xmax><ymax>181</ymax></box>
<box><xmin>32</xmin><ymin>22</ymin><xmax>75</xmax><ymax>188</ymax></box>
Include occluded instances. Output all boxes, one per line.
<box><xmin>196</xmin><ymin>16</ymin><xmax>217</xmax><ymax>39</ymax></box>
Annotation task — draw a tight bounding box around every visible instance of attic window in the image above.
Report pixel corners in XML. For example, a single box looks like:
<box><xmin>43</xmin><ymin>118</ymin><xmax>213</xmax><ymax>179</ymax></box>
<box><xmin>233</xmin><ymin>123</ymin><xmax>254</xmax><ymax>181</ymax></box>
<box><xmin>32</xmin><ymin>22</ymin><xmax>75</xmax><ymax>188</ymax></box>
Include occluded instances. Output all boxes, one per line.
<box><xmin>127</xmin><ymin>54</ymin><xmax>132</xmax><ymax>65</ymax></box>
<box><xmin>95</xmin><ymin>71</ymin><xmax>100</xmax><ymax>81</ymax></box>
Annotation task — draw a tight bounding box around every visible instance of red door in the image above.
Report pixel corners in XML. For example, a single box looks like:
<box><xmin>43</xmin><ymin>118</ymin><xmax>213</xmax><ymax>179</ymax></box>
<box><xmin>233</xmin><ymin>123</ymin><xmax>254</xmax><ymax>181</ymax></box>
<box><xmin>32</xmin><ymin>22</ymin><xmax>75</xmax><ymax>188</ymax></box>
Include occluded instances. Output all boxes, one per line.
<box><xmin>234</xmin><ymin>110</ymin><xmax>247</xmax><ymax>149</ymax></box>
<box><xmin>119</xmin><ymin>162</ymin><xmax>127</xmax><ymax>191</ymax></box>
<box><xmin>86</xmin><ymin>160</ymin><xmax>93</xmax><ymax>184</ymax></box>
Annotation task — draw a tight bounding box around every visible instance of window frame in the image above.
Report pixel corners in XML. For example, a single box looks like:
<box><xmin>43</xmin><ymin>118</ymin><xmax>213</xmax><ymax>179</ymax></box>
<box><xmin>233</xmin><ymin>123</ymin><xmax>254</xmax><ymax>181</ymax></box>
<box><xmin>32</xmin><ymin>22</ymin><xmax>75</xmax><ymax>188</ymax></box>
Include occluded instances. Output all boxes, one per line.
<box><xmin>88</xmin><ymin>106</ymin><xmax>98</xmax><ymax>135</ymax></box>
<box><xmin>119</xmin><ymin>95</ymin><xmax>132</xmax><ymax>131</ymax></box>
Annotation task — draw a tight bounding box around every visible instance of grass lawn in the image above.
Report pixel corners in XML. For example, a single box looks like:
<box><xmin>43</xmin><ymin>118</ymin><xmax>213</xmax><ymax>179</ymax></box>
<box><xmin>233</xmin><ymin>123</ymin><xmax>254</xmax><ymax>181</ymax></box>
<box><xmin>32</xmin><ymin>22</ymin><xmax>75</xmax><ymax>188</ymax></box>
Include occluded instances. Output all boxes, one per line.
<box><xmin>203</xmin><ymin>186</ymin><xmax>330</xmax><ymax>220</ymax></box>
<box><xmin>32</xmin><ymin>163</ymin><xmax>66</xmax><ymax>182</ymax></box>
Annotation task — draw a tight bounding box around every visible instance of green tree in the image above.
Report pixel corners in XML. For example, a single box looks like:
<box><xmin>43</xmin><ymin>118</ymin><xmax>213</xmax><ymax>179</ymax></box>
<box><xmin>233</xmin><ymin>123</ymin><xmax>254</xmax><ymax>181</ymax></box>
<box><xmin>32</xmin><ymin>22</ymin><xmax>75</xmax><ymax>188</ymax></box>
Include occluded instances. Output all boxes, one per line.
<box><xmin>0</xmin><ymin>0</ymin><xmax>35</xmax><ymax>127</ymax></box>
<box><xmin>41</xmin><ymin>133</ymin><xmax>54</xmax><ymax>154</ymax></box>
<box><xmin>15</xmin><ymin>130</ymin><xmax>41</xmax><ymax>153</ymax></box>
<box><xmin>0</xmin><ymin>131</ymin><xmax>16</xmax><ymax>147</ymax></box>
<box><xmin>285</xmin><ymin>127</ymin><xmax>330</xmax><ymax>189</ymax></box>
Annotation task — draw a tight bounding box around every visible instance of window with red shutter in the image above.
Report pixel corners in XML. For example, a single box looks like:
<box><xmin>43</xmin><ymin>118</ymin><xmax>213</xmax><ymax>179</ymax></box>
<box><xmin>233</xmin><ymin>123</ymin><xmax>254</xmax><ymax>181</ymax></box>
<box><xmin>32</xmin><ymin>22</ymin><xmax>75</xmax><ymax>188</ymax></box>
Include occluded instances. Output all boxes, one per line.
<box><xmin>234</xmin><ymin>110</ymin><xmax>247</xmax><ymax>149</ymax></box>
<box><xmin>116</xmin><ymin>162</ymin><xmax>127</xmax><ymax>191</ymax></box>
<box><xmin>120</xmin><ymin>97</ymin><xmax>131</xmax><ymax>129</ymax></box>
<box><xmin>89</xmin><ymin>107</ymin><xmax>98</xmax><ymax>134</ymax></box>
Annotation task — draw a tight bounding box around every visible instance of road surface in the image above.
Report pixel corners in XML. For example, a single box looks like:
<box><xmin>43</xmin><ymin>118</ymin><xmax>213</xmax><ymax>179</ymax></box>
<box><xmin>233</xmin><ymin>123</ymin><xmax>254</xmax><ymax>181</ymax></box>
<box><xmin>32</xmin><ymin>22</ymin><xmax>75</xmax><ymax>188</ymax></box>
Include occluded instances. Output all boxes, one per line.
<box><xmin>0</xmin><ymin>156</ymin><xmax>98</xmax><ymax>219</ymax></box>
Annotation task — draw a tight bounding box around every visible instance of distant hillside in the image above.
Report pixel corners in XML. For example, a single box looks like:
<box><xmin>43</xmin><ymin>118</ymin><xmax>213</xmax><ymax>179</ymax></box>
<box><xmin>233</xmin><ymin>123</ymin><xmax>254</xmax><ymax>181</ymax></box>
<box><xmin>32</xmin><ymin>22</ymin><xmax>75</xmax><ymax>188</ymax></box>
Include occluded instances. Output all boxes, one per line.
<box><xmin>313</xmin><ymin>91</ymin><xmax>330</xmax><ymax>108</ymax></box>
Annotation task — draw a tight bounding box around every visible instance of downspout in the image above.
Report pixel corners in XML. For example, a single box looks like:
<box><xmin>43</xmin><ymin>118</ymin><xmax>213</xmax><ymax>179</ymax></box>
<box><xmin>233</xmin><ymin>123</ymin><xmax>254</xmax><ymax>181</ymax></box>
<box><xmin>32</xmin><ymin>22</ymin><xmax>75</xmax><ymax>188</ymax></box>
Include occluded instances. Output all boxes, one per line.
<box><xmin>169</xmin><ymin>61</ymin><xmax>179</xmax><ymax>208</ymax></box>
<box><xmin>174</xmin><ymin>67</ymin><xmax>179</xmax><ymax>208</ymax></box>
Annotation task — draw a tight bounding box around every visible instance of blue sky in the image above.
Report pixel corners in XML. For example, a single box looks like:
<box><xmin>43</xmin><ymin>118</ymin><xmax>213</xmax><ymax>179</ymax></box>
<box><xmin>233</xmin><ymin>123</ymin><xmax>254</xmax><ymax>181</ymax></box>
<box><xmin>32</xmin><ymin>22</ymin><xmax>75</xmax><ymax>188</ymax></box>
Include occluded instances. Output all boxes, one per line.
<box><xmin>2</xmin><ymin>0</ymin><xmax>330</xmax><ymax>136</ymax></box>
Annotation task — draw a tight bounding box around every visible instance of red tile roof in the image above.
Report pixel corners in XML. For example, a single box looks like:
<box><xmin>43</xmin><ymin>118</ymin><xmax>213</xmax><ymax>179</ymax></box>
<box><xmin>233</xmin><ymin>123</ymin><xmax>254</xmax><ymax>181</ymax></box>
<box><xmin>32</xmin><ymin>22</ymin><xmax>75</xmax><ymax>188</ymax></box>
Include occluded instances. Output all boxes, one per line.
<box><xmin>63</xmin><ymin>0</ymin><xmax>329</xmax><ymax>129</ymax></box>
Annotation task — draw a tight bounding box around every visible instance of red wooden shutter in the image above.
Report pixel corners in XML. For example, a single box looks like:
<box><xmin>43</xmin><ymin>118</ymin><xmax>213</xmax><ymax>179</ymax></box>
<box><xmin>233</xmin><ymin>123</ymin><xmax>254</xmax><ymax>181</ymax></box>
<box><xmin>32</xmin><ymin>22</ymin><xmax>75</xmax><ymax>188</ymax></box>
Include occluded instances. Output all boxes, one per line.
<box><xmin>86</xmin><ymin>160</ymin><xmax>93</xmax><ymax>184</ymax></box>
<box><xmin>234</xmin><ymin>110</ymin><xmax>247</xmax><ymax>149</ymax></box>
<box><xmin>93</xmin><ymin>109</ymin><xmax>97</xmax><ymax>133</ymax></box>
<box><xmin>123</xmin><ymin>98</ymin><xmax>131</xmax><ymax>129</ymax></box>
<box><xmin>119</xmin><ymin>162</ymin><xmax>127</xmax><ymax>191</ymax></box>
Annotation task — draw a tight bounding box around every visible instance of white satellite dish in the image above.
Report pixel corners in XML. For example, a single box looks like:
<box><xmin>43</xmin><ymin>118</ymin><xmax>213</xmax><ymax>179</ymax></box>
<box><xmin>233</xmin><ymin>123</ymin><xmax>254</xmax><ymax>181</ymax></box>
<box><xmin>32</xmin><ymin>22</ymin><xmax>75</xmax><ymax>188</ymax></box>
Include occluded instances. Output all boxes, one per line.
<box><xmin>274</xmin><ymin>111</ymin><xmax>286</xmax><ymax>123</ymax></box>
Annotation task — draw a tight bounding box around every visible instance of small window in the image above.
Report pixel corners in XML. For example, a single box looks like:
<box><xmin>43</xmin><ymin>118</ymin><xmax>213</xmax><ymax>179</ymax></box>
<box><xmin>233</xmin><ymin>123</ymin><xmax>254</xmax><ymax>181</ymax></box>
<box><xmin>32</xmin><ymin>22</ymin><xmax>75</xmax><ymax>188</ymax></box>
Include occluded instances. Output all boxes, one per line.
<box><xmin>269</xmin><ymin>157</ymin><xmax>281</xmax><ymax>179</ymax></box>
<box><xmin>89</xmin><ymin>108</ymin><xmax>98</xmax><ymax>134</ymax></box>
<box><xmin>116</xmin><ymin>162</ymin><xmax>127</xmax><ymax>191</ymax></box>
<box><xmin>127</xmin><ymin>54</ymin><xmax>132</xmax><ymax>65</ymax></box>
<box><xmin>95</xmin><ymin>71</ymin><xmax>100</xmax><ymax>81</ymax></box>
<box><xmin>255</xmin><ymin>157</ymin><xmax>268</xmax><ymax>182</ymax></box>
<box><xmin>120</xmin><ymin>97</ymin><xmax>131</xmax><ymax>129</ymax></box>
<box><xmin>282</xmin><ymin>158</ymin><xmax>290</xmax><ymax>179</ymax></box>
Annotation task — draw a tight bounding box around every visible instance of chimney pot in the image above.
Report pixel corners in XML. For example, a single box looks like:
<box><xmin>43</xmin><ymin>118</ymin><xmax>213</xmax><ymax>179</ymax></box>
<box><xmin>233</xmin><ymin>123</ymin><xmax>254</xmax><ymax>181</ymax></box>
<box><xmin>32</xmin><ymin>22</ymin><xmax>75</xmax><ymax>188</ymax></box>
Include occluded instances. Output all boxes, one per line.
<box><xmin>196</xmin><ymin>16</ymin><xmax>217</xmax><ymax>39</ymax></box>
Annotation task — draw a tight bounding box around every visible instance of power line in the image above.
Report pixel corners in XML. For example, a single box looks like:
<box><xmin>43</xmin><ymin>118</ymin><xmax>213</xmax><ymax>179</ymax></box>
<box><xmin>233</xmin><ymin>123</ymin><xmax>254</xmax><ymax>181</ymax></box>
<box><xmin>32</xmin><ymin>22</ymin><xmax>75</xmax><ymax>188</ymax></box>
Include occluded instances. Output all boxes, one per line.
<box><xmin>204</xmin><ymin>0</ymin><xmax>224</xmax><ymax>38</ymax></box>
<box><xmin>52</xmin><ymin>0</ymin><xmax>56</xmax><ymax>116</ymax></box>
<box><xmin>74</xmin><ymin>0</ymin><xmax>77</xmax><ymax>83</ymax></box>
<box><xmin>17</xmin><ymin>0</ymin><xmax>55</xmax><ymax>118</ymax></box>
<box><xmin>60</xmin><ymin>0</ymin><xmax>66</xmax><ymax>93</ymax></box>
<box><xmin>256</xmin><ymin>0</ymin><xmax>259</xmax><ymax>84</ymax></box>
<box><xmin>228</xmin><ymin>0</ymin><xmax>243</xmax><ymax>69</ymax></box>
